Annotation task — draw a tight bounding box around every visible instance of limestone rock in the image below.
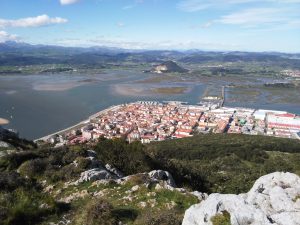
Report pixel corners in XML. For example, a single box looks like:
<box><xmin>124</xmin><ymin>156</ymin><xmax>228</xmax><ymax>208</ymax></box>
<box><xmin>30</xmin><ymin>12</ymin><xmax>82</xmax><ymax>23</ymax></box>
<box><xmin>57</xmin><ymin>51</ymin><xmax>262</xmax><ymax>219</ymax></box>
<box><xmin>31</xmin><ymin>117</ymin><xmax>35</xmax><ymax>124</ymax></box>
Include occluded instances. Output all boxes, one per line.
<box><xmin>116</xmin><ymin>170</ymin><xmax>177</xmax><ymax>189</ymax></box>
<box><xmin>131</xmin><ymin>185</ymin><xmax>140</xmax><ymax>192</ymax></box>
<box><xmin>148</xmin><ymin>170</ymin><xmax>176</xmax><ymax>188</ymax></box>
<box><xmin>182</xmin><ymin>172</ymin><xmax>300</xmax><ymax>225</ymax></box>
<box><xmin>76</xmin><ymin>168</ymin><xmax>117</xmax><ymax>184</ymax></box>
<box><xmin>190</xmin><ymin>191</ymin><xmax>208</xmax><ymax>201</ymax></box>
<box><xmin>0</xmin><ymin>141</ymin><xmax>10</xmax><ymax>148</ymax></box>
<box><xmin>90</xmin><ymin>157</ymin><xmax>103</xmax><ymax>169</ymax></box>
<box><xmin>183</xmin><ymin>193</ymin><xmax>271</xmax><ymax>225</ymax></box>
<box><xmin>105</xmin><ymin>164</ymin><xmax>124</xmax><ymax>178</ymax></box>
<box><xmin>86</xmin><ymin>149</ymin><xmax>97</xmax><ymax>158</ymax></box>
<box><xmin>246</xmin><ymin>172</ymin><xmax>300</xmax><ymax>215</ymax></box>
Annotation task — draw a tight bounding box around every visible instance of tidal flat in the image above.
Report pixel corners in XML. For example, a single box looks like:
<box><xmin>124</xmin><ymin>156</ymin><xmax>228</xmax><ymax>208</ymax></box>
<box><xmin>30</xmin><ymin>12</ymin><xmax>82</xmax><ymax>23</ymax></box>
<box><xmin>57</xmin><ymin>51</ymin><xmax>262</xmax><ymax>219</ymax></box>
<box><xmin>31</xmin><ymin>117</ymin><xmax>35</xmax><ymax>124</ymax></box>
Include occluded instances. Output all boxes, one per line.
<box><xmin>0</xmin><ymin>70</ymin><xmax>299</xmax><ymax>139</ymax></box>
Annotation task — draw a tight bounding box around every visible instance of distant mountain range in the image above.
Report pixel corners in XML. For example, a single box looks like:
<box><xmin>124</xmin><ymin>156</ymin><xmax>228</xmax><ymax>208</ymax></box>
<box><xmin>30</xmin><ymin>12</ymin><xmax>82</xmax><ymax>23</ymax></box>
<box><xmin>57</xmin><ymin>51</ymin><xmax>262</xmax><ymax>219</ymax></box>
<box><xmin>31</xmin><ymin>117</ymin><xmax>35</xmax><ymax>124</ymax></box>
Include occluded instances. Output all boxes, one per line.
<box><xmin>0</xmin><ymin>41</ymin><xmax>300</xmax><ymax>67</ymax></box>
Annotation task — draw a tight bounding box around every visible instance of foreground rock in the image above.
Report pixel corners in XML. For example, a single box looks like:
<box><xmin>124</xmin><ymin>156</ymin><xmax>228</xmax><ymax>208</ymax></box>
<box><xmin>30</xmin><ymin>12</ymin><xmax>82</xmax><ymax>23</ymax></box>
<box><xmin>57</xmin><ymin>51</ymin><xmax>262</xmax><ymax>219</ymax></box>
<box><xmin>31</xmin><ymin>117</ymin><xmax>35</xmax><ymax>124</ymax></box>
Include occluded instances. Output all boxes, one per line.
<box><xmin>182</xmin><ymin>172</ymin><xmax>300</xmax><ymax>225</ymax></box>
<box><xmin>76</xmin><ymin>168</ymin><xmax>118</xmax><ymax>183</ymax></box>
<box><xmin>148</xmin><ymin>170</ymin><xmax>176</xmax><ymax>187</ymax></box>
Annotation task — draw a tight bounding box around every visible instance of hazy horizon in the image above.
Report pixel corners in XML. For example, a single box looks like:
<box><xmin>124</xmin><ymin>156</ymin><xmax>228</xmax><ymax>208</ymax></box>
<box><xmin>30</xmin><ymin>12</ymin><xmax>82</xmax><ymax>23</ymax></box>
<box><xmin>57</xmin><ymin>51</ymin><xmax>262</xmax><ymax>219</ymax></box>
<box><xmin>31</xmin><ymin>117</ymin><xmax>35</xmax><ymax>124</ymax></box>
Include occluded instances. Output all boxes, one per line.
<box><xmin>1</xmin><ymin>0</ymin><xmax>300</xmax><ymax>52</ymax></box>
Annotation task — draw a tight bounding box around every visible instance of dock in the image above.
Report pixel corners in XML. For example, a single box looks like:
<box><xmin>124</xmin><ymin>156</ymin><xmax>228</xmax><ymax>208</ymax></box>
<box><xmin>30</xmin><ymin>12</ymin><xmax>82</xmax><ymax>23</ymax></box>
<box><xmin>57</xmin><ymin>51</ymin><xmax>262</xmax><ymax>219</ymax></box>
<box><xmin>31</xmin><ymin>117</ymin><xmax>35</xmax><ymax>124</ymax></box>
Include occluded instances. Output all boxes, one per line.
<box><xmin>221</xmin><ymin>86</ymin><xmax>225</xmax><ymax>107</ymax></box>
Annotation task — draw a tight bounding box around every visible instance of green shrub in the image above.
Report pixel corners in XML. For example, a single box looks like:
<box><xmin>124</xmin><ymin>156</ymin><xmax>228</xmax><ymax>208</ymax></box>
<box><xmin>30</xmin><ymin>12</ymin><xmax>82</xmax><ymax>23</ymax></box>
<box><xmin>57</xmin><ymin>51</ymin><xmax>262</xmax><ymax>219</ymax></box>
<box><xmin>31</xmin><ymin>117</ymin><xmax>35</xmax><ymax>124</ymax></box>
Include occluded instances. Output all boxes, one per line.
<box><xmin>135</xmin><ymin>209</ymin><xmax>182</xmax><ymax>225</ymax></box>
<box><xmin>211</xmin><ymin>211</ymin><xmax>231</xmax><ymax>225</ymax></box>
<box><xmin>0</xmin><ymin>151</ymin><xmax>38</xmax><ymax>171</ymax></box>
<box><xmin>44</xmin><ymin>164</ymin><xmax>79</xmax><ymax>183</ymax></box>
<box><xmin>126</xmin><ymin>174</ymin><xmax>151</xmax><ymax>186</ymax></box>
<box><xmin>18</xmin><ymin>159</ymin><xmax>47</xmax><ymax>178</ymax></box>
<box><xmin>76</xmin><ymin>156</ymin><xmax>91</xmax><ymax>170</ymax></box>
<box><xmin>75</xmin><ymin>198</ymin><xmax>117</xmax><ymax>225</ymax></box>
<box><xmin>0</xmin><ymin>188</ymin><xmax>65</xmax><ymax>225</ymax></box>
<box><xmin>0</xmin><ymin>171</ymin><xmax>28</xmax><ymax>191</ymax></box>
<box><xmin>95</xmin><ymin>138</ymin><xmax>151</xmax><ymax>175</ymax></box>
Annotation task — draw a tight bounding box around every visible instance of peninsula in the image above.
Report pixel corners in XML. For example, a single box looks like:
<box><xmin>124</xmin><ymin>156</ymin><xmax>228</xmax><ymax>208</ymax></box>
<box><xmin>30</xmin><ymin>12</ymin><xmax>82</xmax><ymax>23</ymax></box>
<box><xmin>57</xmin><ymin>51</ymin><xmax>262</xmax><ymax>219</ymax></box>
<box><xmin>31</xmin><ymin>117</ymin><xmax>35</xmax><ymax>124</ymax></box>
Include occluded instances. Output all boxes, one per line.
<box><xmin>38</xmin><ymin>101</ymin><xmax>300</xmax><ymax>147</ymax></box>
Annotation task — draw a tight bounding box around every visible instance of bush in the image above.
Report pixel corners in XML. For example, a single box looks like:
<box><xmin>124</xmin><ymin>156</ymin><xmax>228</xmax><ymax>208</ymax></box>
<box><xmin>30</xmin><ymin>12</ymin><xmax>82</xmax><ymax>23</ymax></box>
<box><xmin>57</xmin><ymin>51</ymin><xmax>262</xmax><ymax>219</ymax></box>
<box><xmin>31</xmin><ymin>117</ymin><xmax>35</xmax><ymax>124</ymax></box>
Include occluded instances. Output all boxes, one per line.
<box><xmin>44</xmin><ymin>164</ymin><xmax>79</xmax><ymax>183</ymax></box>
<box><xmin>76</xmin><ymin>198</ymin><xmax>117</xmax><ymax>225</ymax></box>
<box><xmin>0</xmin><ymin>151</ymin><xmax>38</xmax><ymax>171</ymax></box>
<box><xmin>76</xmin><ymin>157</ymin><xmax>92</xmax><ymax>170</ymax></box>
<box><xmin>145</xmin><ymin>134</ymin><xmax>300</xmax><ymax>193</ymax></box>
<box><xmin>135</xmin><ymin>209</ymin><xmax>182</xmax><ymax>225</ymax></box>
<box><xmin>0</xmin><ymin>171</ymin><xmax>29</xmax><ymax>191</ymax></box>
<box><xmin>126</xmin><ymin>174</ymin><xmax>151</xmax><ymax>186</ymax></box>
<box><xmin>211</xmin><ymin>211</ymin><xmax>231</xmax><ymax>225</ymax></box>
<box><xmin>95</xmin><ymin>138</ymin><xmax>151</xmax><ymax>175</ymax></box>
<box><xmin>18</xmin><ymin>159</ymin><xmax>47</xmax><ymax>178</ymax></box>
<box><xmin>0</xmin><ymin>189</ymin><xmax>65</xmax><ymax>225</ymax></box>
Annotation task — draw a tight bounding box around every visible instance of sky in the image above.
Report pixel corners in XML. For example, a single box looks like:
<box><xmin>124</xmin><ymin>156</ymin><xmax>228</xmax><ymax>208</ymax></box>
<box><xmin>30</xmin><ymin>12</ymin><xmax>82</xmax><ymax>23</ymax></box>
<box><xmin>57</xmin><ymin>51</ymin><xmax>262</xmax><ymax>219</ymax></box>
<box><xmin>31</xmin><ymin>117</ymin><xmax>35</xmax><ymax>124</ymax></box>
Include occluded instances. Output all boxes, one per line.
<box><xmin>0</xmin><ymin>0</ymin><xmax>300</xmax><ymax>52</ymax></box>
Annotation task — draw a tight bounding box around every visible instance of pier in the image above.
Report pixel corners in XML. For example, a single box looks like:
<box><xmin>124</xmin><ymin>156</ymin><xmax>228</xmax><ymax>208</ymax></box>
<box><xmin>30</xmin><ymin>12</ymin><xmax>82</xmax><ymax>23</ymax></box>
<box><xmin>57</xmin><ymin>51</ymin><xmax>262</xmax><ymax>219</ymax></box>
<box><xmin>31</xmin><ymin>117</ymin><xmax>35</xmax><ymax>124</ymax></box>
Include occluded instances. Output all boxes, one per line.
<box><xmin>221</xmin><ymin>86</ymin><xmax>225</xmax><ymax>107</ymax></box>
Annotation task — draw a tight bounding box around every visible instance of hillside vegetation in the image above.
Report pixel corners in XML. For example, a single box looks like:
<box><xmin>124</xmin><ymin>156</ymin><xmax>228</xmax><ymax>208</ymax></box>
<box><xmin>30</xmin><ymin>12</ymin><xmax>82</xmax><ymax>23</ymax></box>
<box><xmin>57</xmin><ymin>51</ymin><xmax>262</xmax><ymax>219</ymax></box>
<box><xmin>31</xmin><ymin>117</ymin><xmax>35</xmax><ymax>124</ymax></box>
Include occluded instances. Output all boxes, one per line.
<box><xmin>95</xmin><ymin>134</ymin><xmax>300</xmax><ymax>193</ymax></box>
<box><xmin>144</xmin><ymin>134</ymin><xmax>300</xmax><ymax>193</ymax></box>
<box><xmin>0</xmin><ymin>134</ymin><xmax>299</xmax><ymax>224</ymax></box>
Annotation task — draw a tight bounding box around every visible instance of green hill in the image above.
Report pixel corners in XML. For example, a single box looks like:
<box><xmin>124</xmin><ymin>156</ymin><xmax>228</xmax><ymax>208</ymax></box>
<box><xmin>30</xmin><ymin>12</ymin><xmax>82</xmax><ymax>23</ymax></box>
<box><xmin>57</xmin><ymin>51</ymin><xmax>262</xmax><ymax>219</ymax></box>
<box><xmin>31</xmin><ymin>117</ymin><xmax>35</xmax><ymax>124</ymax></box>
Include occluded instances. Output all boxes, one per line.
<box><xmin>0</xmin><ymin>134</ymin><xmax>299</xmax><ymax>225</ymax></box>
<box><xmin>144</xmin><ymin>134</ymin><xmax>300</xmax><ymax>193</ymax></box>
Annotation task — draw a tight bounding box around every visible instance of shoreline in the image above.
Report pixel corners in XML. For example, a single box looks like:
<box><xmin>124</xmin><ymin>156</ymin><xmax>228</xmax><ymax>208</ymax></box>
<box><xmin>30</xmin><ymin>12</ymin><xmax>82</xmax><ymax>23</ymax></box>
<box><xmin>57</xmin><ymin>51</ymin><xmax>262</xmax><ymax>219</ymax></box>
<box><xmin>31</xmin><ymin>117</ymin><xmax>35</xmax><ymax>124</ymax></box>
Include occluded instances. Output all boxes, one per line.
<box><xmin>34</xmin><ymin>105</ymin><xmax>121</xmax><ymax>142</ymax></box>
<box><xmin>35</xmin><ymin>100</ymin><xmax>300</xmax><ymax>143</ymax></box>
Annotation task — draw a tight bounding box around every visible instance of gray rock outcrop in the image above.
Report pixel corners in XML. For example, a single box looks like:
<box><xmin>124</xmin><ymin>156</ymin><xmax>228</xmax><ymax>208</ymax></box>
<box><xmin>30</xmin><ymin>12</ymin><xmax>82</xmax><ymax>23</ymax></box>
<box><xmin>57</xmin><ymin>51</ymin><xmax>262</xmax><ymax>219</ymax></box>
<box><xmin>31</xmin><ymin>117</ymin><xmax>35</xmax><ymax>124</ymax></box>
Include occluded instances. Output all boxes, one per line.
<box><xmin>148</xmin><ymin>170</ymin><xmax>176</xmax><ymax>188</ymax></box>
<box><xmin>105</xmin><ymin>164</ymin><xmax>124</xmax><ymax>178</ymax></box>
<box><xmin>182</xmin><ymin>172</ymin><xmax>300</xmax><ymax>225</ymax></box>
<box><xmin>76</xmin><ymin>168</ymin><xmax>117</xmax><ymax>183</ymax></box>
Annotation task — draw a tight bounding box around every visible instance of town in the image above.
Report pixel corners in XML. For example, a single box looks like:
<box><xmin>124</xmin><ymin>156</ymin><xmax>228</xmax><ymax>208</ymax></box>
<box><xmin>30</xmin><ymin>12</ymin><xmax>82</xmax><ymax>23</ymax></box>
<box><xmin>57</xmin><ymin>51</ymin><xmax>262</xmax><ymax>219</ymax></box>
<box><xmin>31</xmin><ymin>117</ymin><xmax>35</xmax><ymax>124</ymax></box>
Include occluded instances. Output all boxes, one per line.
<box><xmin>43</xmin><ymin>101</ymin><xmax>300</xmax><ymax>147</ymax></box>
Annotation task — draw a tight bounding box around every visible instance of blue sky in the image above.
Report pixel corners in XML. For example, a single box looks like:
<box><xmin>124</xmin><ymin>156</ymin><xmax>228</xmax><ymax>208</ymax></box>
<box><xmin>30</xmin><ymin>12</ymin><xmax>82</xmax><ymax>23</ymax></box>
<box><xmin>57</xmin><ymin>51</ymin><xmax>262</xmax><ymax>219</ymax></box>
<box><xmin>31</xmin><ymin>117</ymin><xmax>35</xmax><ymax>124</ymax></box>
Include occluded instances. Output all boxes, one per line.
<box><xmin>0</xmin><ymin>0</ymin><xmax>300</xmax><ymax>52</ymax></box>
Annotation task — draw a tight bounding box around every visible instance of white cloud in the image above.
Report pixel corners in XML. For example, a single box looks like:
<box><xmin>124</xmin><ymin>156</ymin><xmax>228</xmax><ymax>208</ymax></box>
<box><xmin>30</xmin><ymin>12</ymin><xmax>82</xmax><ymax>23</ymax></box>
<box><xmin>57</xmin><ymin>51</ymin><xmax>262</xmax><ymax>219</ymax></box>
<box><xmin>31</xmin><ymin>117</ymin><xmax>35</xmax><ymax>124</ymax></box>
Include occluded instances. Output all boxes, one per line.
<box><xmin>60</xmin><ymin>0</ymin><xmax>80</xmax><ymax>5</ymax></box>
<box><xmin>0</xmin><ymin>31</ymin><xmax>18</xmax><ymax>42</ymax></box>
<box><xmin>0</xmin><ymin>15</ymin><xmax>68</xmax><ymax>28</ymax></box>
<box><xmin>201</xmin><ymin>21</ymin><xmax>213</xmax><ymax>28</ymax></box>
<box><xmin>53</xmin><ymin>37</ymin><xmax>240</xmax><ymax>50</ymax></box>
<box><xmin>122</xmin><ymin>5</ymin><xmax>135</xmax><ymax>10</ymax></box>
<box><xmin>177</xmin><ymin>0</ymin><xmax>300</xmax><ymax>12</ymax></box>
<box><xmin>117</xmin><ymin>22</ymin><xmax>125</xmax><ymax>27</ymax></box>
<box><xmin>219</xmin><ymin>8</ymin><xmax>285</xmax><ymax>25</ymax></box>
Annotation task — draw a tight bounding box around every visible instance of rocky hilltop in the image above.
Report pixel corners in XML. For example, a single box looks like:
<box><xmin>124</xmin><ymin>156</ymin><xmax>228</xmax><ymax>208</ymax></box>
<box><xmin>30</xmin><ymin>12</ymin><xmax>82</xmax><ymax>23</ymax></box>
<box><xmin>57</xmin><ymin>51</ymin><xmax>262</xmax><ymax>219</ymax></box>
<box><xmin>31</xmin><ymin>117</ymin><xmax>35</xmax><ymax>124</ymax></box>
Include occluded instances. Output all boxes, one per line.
<box><xmin>1</xmin><ymin>134</ymin><xmax>300</xmax><ymax>225</ymax></box>
<box><xmin>183</xmin><ymin>172</ymin><xmax>300</xmax><ymax>225</ymax></box>
<box><xmin>151</xmin><ymin>61</ymin><xmax>188</xmax><ymax>73</ymax></box>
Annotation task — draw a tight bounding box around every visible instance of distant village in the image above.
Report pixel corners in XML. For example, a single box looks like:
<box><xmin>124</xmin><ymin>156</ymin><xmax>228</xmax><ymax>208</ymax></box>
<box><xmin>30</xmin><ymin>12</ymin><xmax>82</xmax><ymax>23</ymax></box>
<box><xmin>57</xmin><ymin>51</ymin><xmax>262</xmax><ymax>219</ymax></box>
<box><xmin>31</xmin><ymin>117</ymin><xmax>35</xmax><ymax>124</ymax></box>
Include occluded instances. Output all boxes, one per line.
<box><xmin>44</xmin><ymin>101</ymin><xmax>300</xmax><ymax>147</ymax></box>
<box><xmin>281</xmin><ymin>69</ymin><xmax>300</xmax><ymax>78</ymax></box>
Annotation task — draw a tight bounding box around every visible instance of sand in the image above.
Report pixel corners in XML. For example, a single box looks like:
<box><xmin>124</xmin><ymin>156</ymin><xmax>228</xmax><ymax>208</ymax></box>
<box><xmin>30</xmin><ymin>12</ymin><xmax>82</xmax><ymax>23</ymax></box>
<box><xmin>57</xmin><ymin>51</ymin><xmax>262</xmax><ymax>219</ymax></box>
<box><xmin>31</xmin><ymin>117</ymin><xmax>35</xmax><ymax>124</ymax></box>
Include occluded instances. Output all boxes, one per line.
<box><xmin>0</xmin><ymin>118</ymin><xmax>9</xmax><ymax>125</ymax></box>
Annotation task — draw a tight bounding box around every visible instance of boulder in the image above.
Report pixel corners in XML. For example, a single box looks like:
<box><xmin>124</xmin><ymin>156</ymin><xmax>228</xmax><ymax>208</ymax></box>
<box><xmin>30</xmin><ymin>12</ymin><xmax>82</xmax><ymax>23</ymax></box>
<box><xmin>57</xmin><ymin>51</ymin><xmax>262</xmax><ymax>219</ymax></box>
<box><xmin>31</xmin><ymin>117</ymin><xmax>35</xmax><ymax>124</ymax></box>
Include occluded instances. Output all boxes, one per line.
<box><xmin>87</xmin><ymin>156</ymin><xmax>103</xmax><ymax>169</ymax></box>
<box><xmin>246</xmin><ymin>172</ymin><xmax>300</xmax><ymax>225</ymax></box>
<box><xmin>182</xmin><ymin>172</ymin><xmax>300</xmax><ymax>225</ymax></box>
<box><xmin>190</xmin><ymin>191</ymin><xmax>208</xmax><ymax>201</ymax></box>
<box><xmin>0</xmin><ymin>141</ymin><xmax>10</xmax><ymax>148</ymax></box>
<box><xmin>105</xmin><ymin>164</ymin><xmax>124</xmax><ymax>178</ymax></box>
<box><xmin>148</xmin><ymin>170</ymin><xmax>176</xmax><ymax>188</ymax></box>
<box><xmin>76</xmin><ymin>168</ymin><xmax>117</xmax><ymax>184</ymax></box>
<box><xmin>183</xmin><ymin>194</ymin><xmax>271</xmax><ymax>225</ymax></box>
<box><xmin>86</xmin><ymin>150</ymin><xmax>97</xmax><ymax>158</ymax></box>
<box><xmin>116</xmin><ymin>170</ymin><xmax>177</xmax><ymax>188</ymax></box>
<box><xmin>246</xmin><ymin>172</ymin><xmax>300</xmax><ymax>215</ymax></box>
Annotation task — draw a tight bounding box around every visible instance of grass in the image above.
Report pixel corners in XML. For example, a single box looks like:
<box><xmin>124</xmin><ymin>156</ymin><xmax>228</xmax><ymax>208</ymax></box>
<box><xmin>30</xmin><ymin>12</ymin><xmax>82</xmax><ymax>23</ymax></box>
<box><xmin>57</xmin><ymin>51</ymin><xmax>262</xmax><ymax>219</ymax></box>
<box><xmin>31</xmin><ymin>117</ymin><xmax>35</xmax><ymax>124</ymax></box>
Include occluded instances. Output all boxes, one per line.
<box><xmin>211</xmin><ymin>211</ymin><xmax>231</xmax><ymax>225</ymax></box>
<box><xmin>56</xmin><ymin>177</ymin><xmax>199</xmax><ymax>225</ymax></box>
